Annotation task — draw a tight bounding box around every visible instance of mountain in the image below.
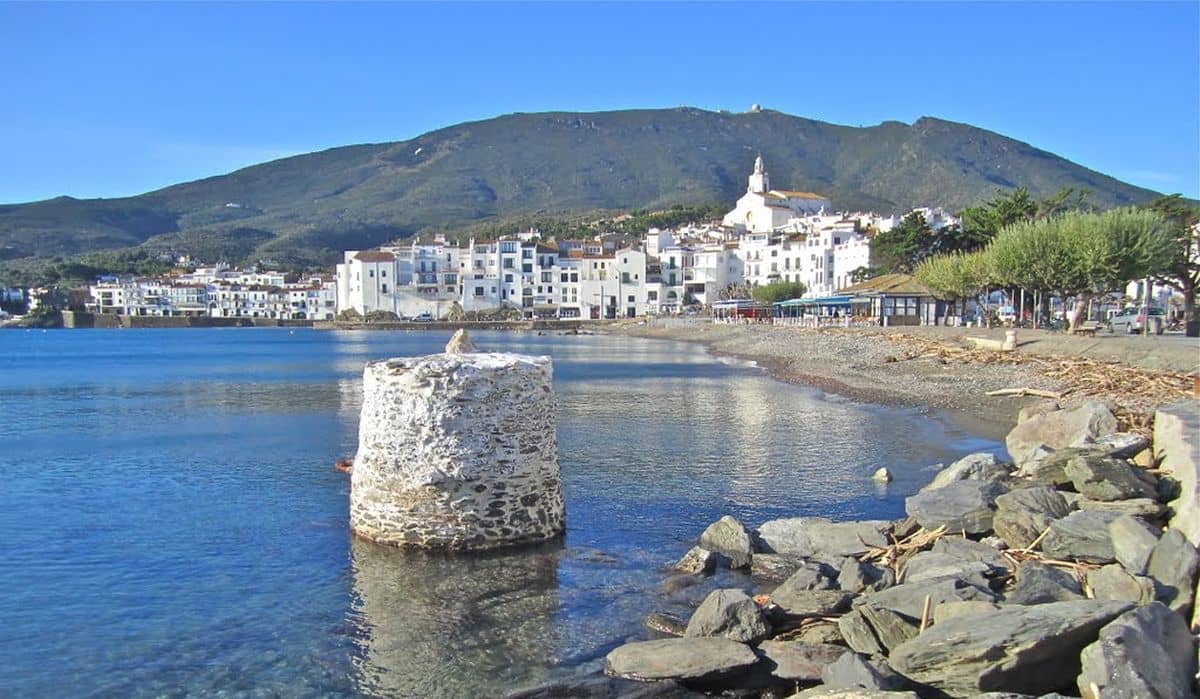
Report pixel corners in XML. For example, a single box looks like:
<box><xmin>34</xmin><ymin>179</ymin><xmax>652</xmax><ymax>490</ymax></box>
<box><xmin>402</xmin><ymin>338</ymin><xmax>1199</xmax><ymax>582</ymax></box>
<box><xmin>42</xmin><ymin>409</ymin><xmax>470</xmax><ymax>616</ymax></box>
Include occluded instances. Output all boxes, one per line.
<box><xmin>0</xmin><ymin>107</ymin><xmax>1163</xmax><ymax>269</ymax></box>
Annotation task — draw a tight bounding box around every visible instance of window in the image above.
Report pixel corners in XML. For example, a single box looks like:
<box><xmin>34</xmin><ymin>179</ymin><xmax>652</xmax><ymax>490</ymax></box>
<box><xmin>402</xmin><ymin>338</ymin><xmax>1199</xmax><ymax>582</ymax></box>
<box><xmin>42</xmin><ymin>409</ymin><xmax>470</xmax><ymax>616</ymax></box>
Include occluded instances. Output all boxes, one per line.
<box><xmin>474</xmin><ymin>260</ymin><xmax>483</xmax><ymax>269</ymax></box>
<box><xmin>381</xmin><ymin>270</ymin><xmax>387</xmax><ymax>278</ymax></box>
<box><xmin>503</xmin><ymin>259</ymin><xmax>513</xmax><ymax>269</ymax></box>
<box><xmin>504</xmin><ymin>274</ymin><xmax>513</xmax><ymax>283</ymax></box>
<box><xmin>561</xmin><ymin>273</ymin><xmax>569</xmax><ymax>283</ymax></box>
<box><xmin>627</xmin><ymin>295</ymin><xmax>635</xmax><ymax>303</ymax></box>
<box><xmin>368</xmin><ymin>270</ymin><xmax>374</xmax><ymax>278</ymax></box>
<box><xmin>381</xmin><ymin>284</ymin><xmax>388</xmax><ymax>293</ymax></box>
<box><xmin>522</xmin><ymin>263</ymin><xmax>532</xmax><ymax>273</ymax></box>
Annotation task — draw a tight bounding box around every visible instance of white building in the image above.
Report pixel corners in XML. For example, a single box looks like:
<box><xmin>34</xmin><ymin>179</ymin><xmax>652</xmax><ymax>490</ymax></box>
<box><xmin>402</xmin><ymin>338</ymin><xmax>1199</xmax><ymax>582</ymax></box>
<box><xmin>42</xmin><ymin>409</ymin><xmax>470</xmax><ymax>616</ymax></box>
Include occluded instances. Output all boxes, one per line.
<box><xmin>722</xmin><ymin>156</ymin><xmax>832</xmax><ymax>233</ymax></box>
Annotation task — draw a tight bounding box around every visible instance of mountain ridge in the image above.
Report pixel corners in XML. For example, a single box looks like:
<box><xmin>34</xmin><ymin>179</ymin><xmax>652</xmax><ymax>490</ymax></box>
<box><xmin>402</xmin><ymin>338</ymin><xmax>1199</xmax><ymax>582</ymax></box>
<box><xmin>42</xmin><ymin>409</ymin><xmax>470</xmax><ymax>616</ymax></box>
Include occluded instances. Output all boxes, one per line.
<box><xmin>0</xmin><ymin>107</ymin><xmax>1164</xmax><ymax>269</ymax></box>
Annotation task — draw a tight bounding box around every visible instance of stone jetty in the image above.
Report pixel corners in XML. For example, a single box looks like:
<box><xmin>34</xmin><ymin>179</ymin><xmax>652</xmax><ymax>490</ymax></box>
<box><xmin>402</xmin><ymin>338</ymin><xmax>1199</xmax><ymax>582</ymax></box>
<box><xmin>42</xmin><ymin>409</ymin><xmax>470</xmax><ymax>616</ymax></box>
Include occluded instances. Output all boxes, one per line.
<box><xmin>595</xmin><ymin>398</ymin><xmax>1200</xmax><ymax>698</ymax></box>
<box><xmin>349</xmin><ymin>331</ymin><xmax>565</xmax><ymax>549</ymax></box>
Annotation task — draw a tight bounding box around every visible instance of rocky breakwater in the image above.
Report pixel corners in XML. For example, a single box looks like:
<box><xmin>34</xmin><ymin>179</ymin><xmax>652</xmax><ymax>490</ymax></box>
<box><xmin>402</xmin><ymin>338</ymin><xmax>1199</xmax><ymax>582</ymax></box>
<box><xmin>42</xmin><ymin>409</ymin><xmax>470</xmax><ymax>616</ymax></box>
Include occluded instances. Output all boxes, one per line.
<box><xmin>349</xmin><ymin>330</ymin><xmax>566</xmax><ymax>549</ymax></box>
<box><xmin>603</xmin><ymin>398</ymin><xmax>1200</xmax><ymax>698</ymax></box>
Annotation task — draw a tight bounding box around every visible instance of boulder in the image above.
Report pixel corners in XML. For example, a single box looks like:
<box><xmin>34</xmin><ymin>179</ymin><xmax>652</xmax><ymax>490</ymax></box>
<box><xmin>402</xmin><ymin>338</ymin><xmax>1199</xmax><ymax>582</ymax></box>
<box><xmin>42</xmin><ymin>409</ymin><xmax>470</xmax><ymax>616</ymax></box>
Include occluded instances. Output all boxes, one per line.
<box><xmin>1085</xmin><ymin>565</ymin><xmax>1156</xmax><ymax>606</ymax></box>
<box><xmin>871</xmin><ymin>467</ymin><xmax>892</xmax><ymax>483</ymax></box>
<box><xmin>645</xmin><ymin>612</ymin><xmax>688</xmax><ymax>637</ymax></box>
<box><xmin>931</xmin><ymin>537</ymin><xmax>1012</xmax><ymax>571</ymax></box>
<box><xmin>792</xmin><ymin>688</ymin><xmax>919</xmax><ymax>699</ymax></box>
<box><xmin>993</xmin><ymin>486</ymin><xmax>1072</xmax><ymax>549</ymax></box>
<box><xmin>774</xmin><ymin>560</ymin><xmax>839</xmax><ymax>593</ymax></box>
<box><xmin>888</xmin><ymin>600</ymin><xmax>1133</xmax><ymax>696</ymax></box>
<box><xmin>504</xmin><ymin>676</ymin><xmax>701</xmax><ymax>699</ymax></box>
<box><xmin>750</xmin><ymin>553</ymin><xmax>804</xmax><ymax>582</ymax></box>
<box><xmin>1018</xmin><ymin>401</ymin><xmax>1060</xmax><ymax>424</ymax></box>
<box><xmin>684</xmin><ymin>589</ymin><xmax>771</xmax><ymax>643</ymax></box>
<box><xmin>1077</xmin><ymin>603</ymin><xmax>1197</xmax><ymax>699</ymax></box>
<box><xmin>1005</xmin><ymin>400</ymin><xmax>1118</xmax><ymax>467</ymax></box>
<box><xmin>1017</xmin><ymin>447</ymin><xmax>1098</xmax><ymax>487</ymax></box>
<box><xmin>905</xmin><ymin>480</ymin><xmax>1006</xmax><ymax>534</ymax></box>
<box><xmin>1108</xmin><ymin>514</ymin><xmax>1160</xmax><ymax>575</ymax></box>
<box><xmin>756</xmin><ymin>518</ymin><xmax>890</xmax><ymax>561</ymax></box>
<box><xmin>901</xmin><ymin>551</ymin><xmax>996</xmax><ymax>587</ymax></box>
<box><xmin>931</xmin><ymin>600</ymin><xmax>1004</xmax><ymax>624</ymax></box>
<box><xmin>821</xmin><ymin>652</ymin><xmax>909</xmax><ymax>691</ymax></box>
<box><xmin>756</xmin><ymin>641</ymin><xmax>847</xmax><ymax>683</ymax></box>
<box><xmin>771</xmin><ymin>589</ymin><xmax>856</xmax><ymax>617</ymax></box>
<box><xmin>674</xmin><ymin>546</ymin><xmax>718</xmax><ymax>575</ymax></box>
<box><xmin>1005</xmin><ymin>561</ymin><xmax>1084</xmax><ymax>605</ymax></box>
<box><xmin>1064</xmin><ymin>453</ymin><xmax>1158</xmax><ymax>502</ymax></box>
<box><xmin>838</xmin><ymin>557</ymin><xmax>894</xmax><ymax>594</ymax></box>
<box><xmin>837</xmin><ymin>608</ymin><xmax>885</xmax><ymax>656</ymax></box>
<box><xmin>1153</xmin><ymin>400</ymin><xmax>1200</xmax><ymax>548</ymax></box>
<box><xmin>855</xmin><ymin>603</ymin><xmax>918</xmax><ymax>652</ymax></box>
<box><xmin>791</xmin><ymin>621</ymin><xmax>845</xmax><ymax>646</ymax></box>
<box><xmin>698</xmin><ymin>515</ymin><xmax>753</xmax><ymax>569</ymax></box>
<box><xmin>1041</xmin><ymin>511</ymin><xmax>1120</xmax><ymax>564</ymax></box>
<box><xmin>860</xmin><ymin>577</ymin><xmax>998</xmax><ymax>621</ymax></box>
<box><xmin>1094</xmin><ymin>431</ymin><xmax>1151</xmax><ymax>458</ymax></box>
<box><xmin>1078</xmin><ymin>497</ymin><xmax>1167</xmax><ymax>518</ymax></box>
<box><xmin>604</xmin><ymin>637</ymin><xmax>760</xmax><ymax>684</ymax></box>
<box><xmin>1145</xmin><ymin>528</ymin><xmax>1199</xmax><ymax>616</ymax></box>
<box><xmin>921</xmin><ymin>452</ymin><xmax>1011</xmax><ymax>491</ymax></box>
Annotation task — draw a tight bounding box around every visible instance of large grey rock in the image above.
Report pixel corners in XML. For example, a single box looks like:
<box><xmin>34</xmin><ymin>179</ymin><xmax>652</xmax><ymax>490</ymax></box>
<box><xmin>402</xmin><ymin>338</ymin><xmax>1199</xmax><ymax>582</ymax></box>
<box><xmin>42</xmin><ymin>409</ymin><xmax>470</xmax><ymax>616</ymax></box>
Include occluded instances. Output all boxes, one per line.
<box><xmin>856</xmin><ymin>603</ymin><xmax>919</xmax><ymax>652</ymax></box>
<box><xmin>931</xmin><ymin>536</ymin><xmax>1011</xmax><ymax>570</ymax></box>
<box><xmin>1108</xmin><ymin>514</ymin><xmax>1160</xmax><ymax>574</ymax></box>
<box><xmin>792</xmin><ymin>688</ymin><xmax>918</xmax><ymax>699</ymax></box>
<box><xmin>905</xmin><ymin>480</ymin><xmax>1006</xmax><ymax>534</ymax></box>
<box><xmin>1094</xmin><ymin>431</ymin><xmax>1151</xmax><ymax>458</ymax></box>
<box><xmin>889</xmin><ymin>600</ymin><xmax>1133</xmax><ymax>696</ymax></box>
<box><xmin>837</xmin><ymin>608</ymin><xmax>885</xmax><ymax>656</ymax></box>
<box><xmin>756</xmin><ymin>517</ymin><xmax>890</xmax><ymax>561</ymax></box>
<box><xmin>684</xmin><ymin>588</ymin><xmax>770</xmax><ymax>643</ymax></box>
<box><xmin>1005</xmin><ymin>561</ymin><xmax>1084</xmax><ymax>605</ymax></box>
<box><xmin>901</xmin><ymin>551</ymin><xmax>997</xmax><ymax>587</ymax></box>
<box><xmin>838</xmin><ymin>557</ymin><xmax>894</xmax><ymax>594</ymax></box>
<box><xmin>921</xmin><ymin>452</ymin><xmax>1011</xmax><ymax>491</ymax></box>
<box><xmin>604</xmin><ymin>637</ymin><xmax>759</xmax><ymax>683</ymax></box>
<box><xmin>790</xmin><ymin>621</ymin><xmax>845</xmax><ymax>646</ymax></box>
<box><xmin>505</xmin><ymin>676</ymin><xmax>700</xmax><ymax>699</ymax></box>
<box><xmin>698</xmin><ymin>515</ymin><xmax>754</xmax><ymax>569</ymax></box>
<box><xmin>1085</xmin><ymin>565</ymin><xmax>1156</xmax><ymax>606</ymax></box>
<box><xmin>775</xmin><ymin>560</ymin><xmax>839</xmax><ymax>592</ymax></box>
<box><xmin>861</xmin><ymin>577</ymin><xmax>997</xmax><ymax>620</ymax></box>
<box><xmin>821</xmin><ymin>652</ymin><xmax>908</xmax><ymax>691</ymax></box>
<box><xmin>1153</xmin><ymin>400</ymin><xmax>1200</xmax><ymax>548</ymax></box>
<box><xmin>1078</xmin><ymin>497</ymin><xmax>1167</xmax><ymax>518</ymax></box>
<box><xmin>1017</xmin><ymin>447</ymin><xmax>1098</xmax><ymax>487</ymax></box>
<box><xmin>1064</xmin><ymin>453</ymin><xmax>1158</xmax><ymax>502</ymax></box>
<box><xmin>771</xmin><ymin>589</ymin><xmax>856</xmax><ymax>617</ymax></box>
<box><xmin>750</xmin><ymin>553</ymin><xmax>804</xmax><ymax>582</ymax></box>
<box><xmin>931</xmin><ymin>600</ymin><xmax>1004</xmax><ymax>624</ymax></box>
<box><xmin>1041</xmin><ymin>511</ymin><xmax>1120</xmax><ymax>563</ymax></box>
<box><xmin>1005</xmin><ymin>400</ymin><xmax>1118</xmax><ymax>466</ymax></box>
<box><xmin>1077</xmin><ymin>603</ymin><xmax>1197</xmax><ymax>699</ymax></box>
<box><xmin>756</xmin><ymin>641</ymin><xmax>847</xmax><ymax>683</ymax></box>
<box><xmin>674</xmin><ymin>546</ymin><xmax>718</xmax><ymax>575</ymax></box>
<box><xmin>1145</xmin><ymin>527</ymin><xmax>1199</xmax><ymax>616</ymax></box>
<box><xmin>993</xmin><ymin>486</ymin><xmax>1072</xmax><ymax>549</ymax></box>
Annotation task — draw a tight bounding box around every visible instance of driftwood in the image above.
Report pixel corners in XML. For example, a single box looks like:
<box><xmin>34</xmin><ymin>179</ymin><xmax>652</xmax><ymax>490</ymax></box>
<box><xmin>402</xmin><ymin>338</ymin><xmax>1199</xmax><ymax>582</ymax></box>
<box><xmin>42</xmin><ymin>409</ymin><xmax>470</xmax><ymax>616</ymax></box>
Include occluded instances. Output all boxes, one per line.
<box><xmin>985</xmin><ymin>387</ymin><xmax>1064</xmax><ymax>399</ymax></box>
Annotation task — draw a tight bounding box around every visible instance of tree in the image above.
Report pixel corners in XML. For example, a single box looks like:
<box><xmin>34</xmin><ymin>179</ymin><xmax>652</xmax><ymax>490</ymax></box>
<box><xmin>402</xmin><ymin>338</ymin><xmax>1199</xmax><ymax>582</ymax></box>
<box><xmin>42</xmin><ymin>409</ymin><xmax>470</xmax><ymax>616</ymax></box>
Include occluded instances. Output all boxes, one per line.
<box><xmin>751</xmin><ymin>281</ymin><xmax>807</xmax><ymax>305</ymax></box>
<box><xmin>870</xmin><ymin>211</ymin><xmax>932</xmax><ymax>273</ymax></box>
<box><xmin>1143</xmin><ymin>194</ymin><xmax>1200</xmax><ymax>325</ymax></box>
<box><xmin>914</xmin><ymin>251</ymin><xmax>990</xmax><ymax>322</ymax></box>
<box><xmin>336</xmin><ymin>308</ymin><xmax>363</xmax><ymax>321</ymax></box>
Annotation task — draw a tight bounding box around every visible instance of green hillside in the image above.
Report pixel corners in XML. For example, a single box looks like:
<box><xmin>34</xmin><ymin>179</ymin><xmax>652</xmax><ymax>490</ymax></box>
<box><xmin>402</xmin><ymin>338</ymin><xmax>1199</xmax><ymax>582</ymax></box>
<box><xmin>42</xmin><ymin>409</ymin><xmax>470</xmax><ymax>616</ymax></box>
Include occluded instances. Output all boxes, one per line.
<box><xmin>0</xmin><ymin>107</ymin><xmax>1163</xmax><ymax>272</ymax></box>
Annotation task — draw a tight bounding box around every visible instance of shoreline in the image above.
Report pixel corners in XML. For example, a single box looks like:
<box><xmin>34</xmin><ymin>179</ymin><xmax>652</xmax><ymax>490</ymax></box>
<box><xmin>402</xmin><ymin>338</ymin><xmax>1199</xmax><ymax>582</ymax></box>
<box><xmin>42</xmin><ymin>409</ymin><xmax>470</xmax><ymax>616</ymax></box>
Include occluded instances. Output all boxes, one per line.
<box><xmin>613</xmin><ymin>322</ymin><xmax>1198</xmax><ymax>442</ymax></box>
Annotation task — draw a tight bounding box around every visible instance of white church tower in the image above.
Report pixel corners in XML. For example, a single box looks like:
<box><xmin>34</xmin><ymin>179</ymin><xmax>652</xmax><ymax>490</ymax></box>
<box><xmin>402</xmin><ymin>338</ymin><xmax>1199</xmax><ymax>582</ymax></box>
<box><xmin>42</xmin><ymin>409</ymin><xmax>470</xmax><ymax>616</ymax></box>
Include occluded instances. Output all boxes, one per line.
<box><xmin>748</xmin><ymin>154</ymin><xmax>770</xmax><ymax>194</ymax></box>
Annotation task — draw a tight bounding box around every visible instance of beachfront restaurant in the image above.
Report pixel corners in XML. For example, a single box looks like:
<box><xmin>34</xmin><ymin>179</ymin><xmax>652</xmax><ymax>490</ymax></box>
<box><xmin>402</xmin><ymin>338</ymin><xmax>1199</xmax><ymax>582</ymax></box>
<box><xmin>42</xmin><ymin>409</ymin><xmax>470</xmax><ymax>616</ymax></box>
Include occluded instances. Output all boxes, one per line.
<box><xmin>772</xmin><ymin>295</ymin><xmax>856</xmax><ymax>324</ymax></box>
<box><xmin>712</xmin><ymin>298</ymin><xmax>772</xmax><ymax>321</ymax></box>
<box><xmin>836</xmin><ymin>273</ymin><xmax>944</xmax><ymax>326</ymax></box>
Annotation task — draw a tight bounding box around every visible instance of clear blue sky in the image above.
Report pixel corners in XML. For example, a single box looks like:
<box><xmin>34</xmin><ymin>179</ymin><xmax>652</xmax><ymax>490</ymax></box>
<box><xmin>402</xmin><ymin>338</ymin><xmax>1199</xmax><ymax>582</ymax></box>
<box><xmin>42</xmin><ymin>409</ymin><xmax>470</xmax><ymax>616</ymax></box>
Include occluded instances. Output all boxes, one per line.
<box><xmin>1</xmin><ymin>1</ymin><xmax>1196</xmax><ymax>204</ymax></box>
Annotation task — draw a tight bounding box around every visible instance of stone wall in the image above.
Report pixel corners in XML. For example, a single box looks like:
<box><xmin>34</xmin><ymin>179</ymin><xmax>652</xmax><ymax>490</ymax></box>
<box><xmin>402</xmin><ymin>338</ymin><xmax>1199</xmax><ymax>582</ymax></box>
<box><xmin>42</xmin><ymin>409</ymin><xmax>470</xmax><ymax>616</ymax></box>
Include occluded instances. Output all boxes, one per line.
<box><xmin>350</xmin><ymin>351</ymin><xmax>566</xmax><ymax>549</ymax></box>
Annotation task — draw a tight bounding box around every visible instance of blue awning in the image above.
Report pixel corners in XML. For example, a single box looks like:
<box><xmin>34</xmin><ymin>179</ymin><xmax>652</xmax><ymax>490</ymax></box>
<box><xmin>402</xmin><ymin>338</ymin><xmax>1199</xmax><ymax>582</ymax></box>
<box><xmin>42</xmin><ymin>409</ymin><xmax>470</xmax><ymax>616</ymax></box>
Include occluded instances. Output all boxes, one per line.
<box><xmin>773</xmin><ymin>295</ymin><xmax>855</xmax><ymax>307</ymax></box>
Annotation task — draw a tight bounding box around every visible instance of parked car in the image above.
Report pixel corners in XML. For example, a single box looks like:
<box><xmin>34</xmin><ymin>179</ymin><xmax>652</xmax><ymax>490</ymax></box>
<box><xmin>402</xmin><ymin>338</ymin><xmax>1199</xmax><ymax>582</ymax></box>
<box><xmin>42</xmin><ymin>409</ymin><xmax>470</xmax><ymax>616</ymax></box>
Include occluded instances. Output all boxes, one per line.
<box><xmin>1108</xmin><ymin>307</ymin><xmax>1164</xmax><ymax>334</ymax></box>
<box><xmin>412</xmin><ymin>312</ymin><xmax>434</xmax><ymax>322</ymax></box>
<box><xmin>997</xmin><ymin>305</ymin><xmax>1017</xmax><ymax>324</ymax></box>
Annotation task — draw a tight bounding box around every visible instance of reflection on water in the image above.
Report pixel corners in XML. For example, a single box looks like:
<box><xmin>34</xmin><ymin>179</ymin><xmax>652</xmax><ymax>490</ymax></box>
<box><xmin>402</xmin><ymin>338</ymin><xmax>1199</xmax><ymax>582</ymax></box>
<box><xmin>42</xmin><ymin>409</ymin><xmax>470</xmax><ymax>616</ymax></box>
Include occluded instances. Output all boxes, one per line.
<box><xmin>350</xmin><ymin>539</ymin><xmax>563</xmax><ymax>697</ymax></box>
<box><xmin>0</xmin><ymin>328</ymin><xmax>1003</xmax><ymax>697</ymax></box>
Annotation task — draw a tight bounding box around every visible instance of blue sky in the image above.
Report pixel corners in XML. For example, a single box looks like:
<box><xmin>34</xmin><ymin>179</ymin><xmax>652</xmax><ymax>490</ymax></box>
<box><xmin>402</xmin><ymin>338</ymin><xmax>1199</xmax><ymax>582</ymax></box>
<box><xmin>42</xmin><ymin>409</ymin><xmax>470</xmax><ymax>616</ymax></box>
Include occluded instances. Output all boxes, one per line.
<box><xmin>1</xmin><ymin>1</ymin><xmax>1196</xmax><ymax>204</ymax></box>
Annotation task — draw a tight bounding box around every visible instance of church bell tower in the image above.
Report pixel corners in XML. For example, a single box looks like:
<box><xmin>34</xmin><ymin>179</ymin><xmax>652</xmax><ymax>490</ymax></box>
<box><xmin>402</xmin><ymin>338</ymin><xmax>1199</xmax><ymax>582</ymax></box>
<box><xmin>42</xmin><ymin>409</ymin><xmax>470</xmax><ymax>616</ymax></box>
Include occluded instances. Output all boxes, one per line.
<box><xmin>748</xmin><ymin>154</ymin><xmax>770</xmax><ymax>194</ymax></box>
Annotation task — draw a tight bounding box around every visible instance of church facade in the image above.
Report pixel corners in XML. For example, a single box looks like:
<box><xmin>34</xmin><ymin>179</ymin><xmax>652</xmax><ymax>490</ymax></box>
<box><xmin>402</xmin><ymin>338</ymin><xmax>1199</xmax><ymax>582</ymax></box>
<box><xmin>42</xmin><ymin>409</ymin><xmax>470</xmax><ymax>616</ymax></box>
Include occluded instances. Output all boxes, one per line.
<box><xmin>721</xmin><ymin>156</ymin><xmax>832</xmax><ymax>233</ymax></box>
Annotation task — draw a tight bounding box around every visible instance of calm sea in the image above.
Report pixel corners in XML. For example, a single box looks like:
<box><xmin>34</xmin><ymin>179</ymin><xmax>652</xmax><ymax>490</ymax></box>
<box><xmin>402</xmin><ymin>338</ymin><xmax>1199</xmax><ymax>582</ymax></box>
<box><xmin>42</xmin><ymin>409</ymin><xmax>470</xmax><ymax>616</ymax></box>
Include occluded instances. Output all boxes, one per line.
<box><xmin>0</xmin><ymin>328</ymin><xmax>1000</xmax><ymax>697</ymax></box>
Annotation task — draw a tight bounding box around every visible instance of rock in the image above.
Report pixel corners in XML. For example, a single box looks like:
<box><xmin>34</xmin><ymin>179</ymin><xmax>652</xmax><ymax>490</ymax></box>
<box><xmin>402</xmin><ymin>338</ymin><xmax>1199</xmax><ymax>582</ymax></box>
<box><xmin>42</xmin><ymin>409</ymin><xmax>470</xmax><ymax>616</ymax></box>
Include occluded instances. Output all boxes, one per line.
<box><xmin>698</xmin><ymin>515</ymin><xmax>754</xmax><ymax>570</ymax></box>
<box><xmin>901</xmin><ymin>551</ymin><xmax>996</xmax><ymax>587</ymax></box>
<box><xmin>1005</xmin><ymin>400</ymin><xmax>1118</xmax><ymax>467</ymax></box>
<box><xmin>1064</xmin><ymin>453</ymin><xmax>1158</xmax><ymax>502</ymax></box>
<box><xmin>931</xmin><ymin>600</ymin><xmax>1004</xmax><ymax>624</ymax></box>
<box><xmin>757</xmin><ymin>641</ymin><xmax>847</xmax><ymax>683</ymax></box>
<box><xmin>1018</xmin><ymin>401</ymin><xmax>1060</xmax><ymax>424</ymax></box>
<box><xmin>674</xmin><ymin>546</ymin><xmax>719</xmax><ymax>575</ymax></box>
<box><xmin>1078</xmin><ymin>497</ymin><xmax>1167</xmax><ymax>518</ymax></box>
<box><xmin>1094</xmin><ymin>431</ymin><xmax>1151</xmax><ymax>459</ymax></box>
<box><xmin>751</xmin><ymin>553</ymin><xmax>804</xmax><ymax>582</ymax></box>
<box><xmin>861</xmin><ymin>577</ymin><xmax>998</xmax><ymax>621</ymax></box>
<box><xmin>837</xmin><ymin>608</ymin><xmax>885</xmax><ymax>656</ymax></box>
<box><xmin>792</xmin><ymin>688</ymin><xmax>919</xmax><ymax>699</ymax></box>
<box><xmin>921</xmin><ymin>452</ymin><xmax>1011</xmax><ymax>491</ymax></box>
<box><xmin>645</xmin><ymin>612</ymin><xmax>688</xmax><ymax>637</ymax></box>
<box><xmin>1108</xmin><ymin>514</ymin><xmax>1160</xmax><ymax>574</ymax></box>
<box><xmin>771</xmin><ymin>589</ymin><xmax>856</xmax><ymax>617</ymax></box>
<box><xmin>1153</xmin><ymin>400</ymin><xmax>1200</xmax><ymax>548</ymax></box>
<box><xmin>1017</xmin><ymin>447</ymin><xmax>1098</xmax><ymax>487</ymax></box>
<box><xmin>1041</xmin><ymin>511</ymin><xmax>1120</xmax><ymax>564</ymax></box>
<box><xmin>1005</xmin><ymin>561</ymin><xmax>1084</xmax><ymax>605</ymax></box>
<box><xmin>905</xmin><ymin>480</ymin><xmax>1006</xmax><ymax>534</ymax></box>
<box><xmin>856</xmin><ymin>603</ymin><xmax>919</xmax><ymax>651</ymax></box>
<box><xmin>350</xmin><ymin>352</ymin><xmax>565</xmax><ymax>549</ymax></box>
<box><xmin>890</xmin><ymin>516</ymin><xmax>922</xmax><ymax>541</ymax></box>
<box><xmin>871</xmin><ymin>467</ymin><xmax>892</xmax><ymax>483</ymax></box>
<box><xmin>889</xmin><ymin>600</ymin><xmax>1133</xmax><ymax>696</ymax></box>
<box><xmin>660</xmin><ymin>575</ymin><xmax>700</xmax><ymax>596</ymax></box>
<box><xmin>604</xmin><ymin>637</ymin><xmax>760</xmax><ymax>684</ymax></box>
<box><xmin>821</xmin><ymin>652</ymin><xmax>909</xmax><ymax>691</ymax></box>
<box><xmin>1085</xmin><ymin>565</ymin><xmax>1156</xmax><ymax>606</ymax></box>
<box><xmin>1077</xmin><ymin>603</ymin><xmax>1197</xmax><ymax>699</ymax></box>
<box><xmin>756</xmin><ymin>518</ymin><xmax>891</xmax><ymax>561</ymax></box>
<box><xmin>932</xmin><ymin>537</ymin><xmax>1012</xmax><ymax>571</ymax></box>
<box><xmin>1145</xmin><ymin>527</ymin><xmax>1199</xmax><ymax>616</ymax></box>
<box><xmin>505</xmin><ymin>675</ymin><xmax>701</xmax><ymax>699</ymax></box>
<box><xmin>774</xmin><ymin>560</ymin><xmax>839</xmax><ymax>593</ymax></box>
<box><xmin>838</xmin><ymin>557</ymin><xmax>894</xmax><ymax>594</ymax></box>
<box><xmin>993</xmin><ymin>486</ymin><xmax>1073</xmax><ymax>549</ymax></box>
<box><xmin>443</xmin><ymin>328</ymin><xmax>477</xmax><ymax>353</ymax></box>
<box><xmin>684</xmin><ymin>589</ymin><xmax>771</xmax><ymax>643</ymax></box>
<box><xmin>792</xmin><ymin>621</ymin><xmax>846</xmax><ymax>646</ymax></box>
